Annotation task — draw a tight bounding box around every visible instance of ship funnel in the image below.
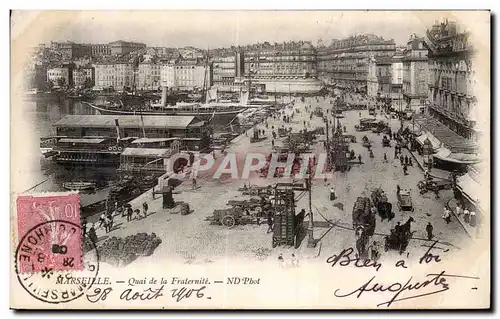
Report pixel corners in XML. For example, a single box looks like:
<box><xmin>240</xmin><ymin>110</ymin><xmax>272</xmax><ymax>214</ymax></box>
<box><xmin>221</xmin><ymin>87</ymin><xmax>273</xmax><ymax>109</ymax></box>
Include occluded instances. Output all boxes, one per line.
<box><xmin>114</xmin><ymin>118</ymin><xmax>121</xmax><ymax>143</ymax></box>
<box><xmin>161</xmin><ymin>86</ymin><xmax>167</xmax><ymax>107</ymax></box>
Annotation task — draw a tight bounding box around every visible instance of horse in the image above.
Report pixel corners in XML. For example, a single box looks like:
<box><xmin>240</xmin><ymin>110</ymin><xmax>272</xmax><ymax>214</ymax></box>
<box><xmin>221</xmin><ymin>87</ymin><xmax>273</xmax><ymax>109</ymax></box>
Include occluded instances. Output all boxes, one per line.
<box><xmin>400</xmin><ymin>217</ymin><xmax>415</xmax><ymax>236</ymax></box>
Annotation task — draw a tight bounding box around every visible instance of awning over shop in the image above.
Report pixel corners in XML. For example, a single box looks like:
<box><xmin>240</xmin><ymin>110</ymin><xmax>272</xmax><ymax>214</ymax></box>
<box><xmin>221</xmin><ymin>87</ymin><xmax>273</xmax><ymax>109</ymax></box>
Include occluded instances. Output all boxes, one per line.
<box><xmin>433</xmin><ymin>147</ymin><xmax>481</xmax><ymax>164</ymax></box>
<box><xmin>416</xmin><ymin>134</ymin><xmax>428</xmax><ymax>145</ymax></box>
<box><xmin>456</xmin><ymin>173</ymin><xmax>482</xmax><ymax>206</ymax></box>
<box><xmin>416</xmin><ymin>133</ymin><xmax>441</xmax><ymax>149</ymax></box>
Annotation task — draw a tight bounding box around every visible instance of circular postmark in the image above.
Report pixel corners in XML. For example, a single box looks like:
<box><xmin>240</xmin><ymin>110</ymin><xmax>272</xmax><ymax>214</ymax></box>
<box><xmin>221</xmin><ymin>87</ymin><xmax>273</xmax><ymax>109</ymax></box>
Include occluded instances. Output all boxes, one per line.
<box><xmin>15</xmin><ymin>220</ymin><xmax>100</xmax><ymax>304</ymax></box>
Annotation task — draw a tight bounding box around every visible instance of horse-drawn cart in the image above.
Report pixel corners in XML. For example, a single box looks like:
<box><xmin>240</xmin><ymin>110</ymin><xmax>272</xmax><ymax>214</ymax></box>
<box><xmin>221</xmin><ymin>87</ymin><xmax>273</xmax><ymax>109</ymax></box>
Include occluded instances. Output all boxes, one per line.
<box><xmin>371</xmin><ymin>188</ymin><xmax>394</xmax><ymax>221</ymax></box>
<box><xmin>206</xmin><ymin>207</ymin><xmax>259</xmax><ymax>228</ymax></box>
<box><xmin>417</xmin><ymin>178</ymin><xmax>453</xmax><ymax>194</ymax></box>
<box><xmin>384</xmin><ymin>217</ymin><xmax>414</xmax><ymax>254</ymax></box>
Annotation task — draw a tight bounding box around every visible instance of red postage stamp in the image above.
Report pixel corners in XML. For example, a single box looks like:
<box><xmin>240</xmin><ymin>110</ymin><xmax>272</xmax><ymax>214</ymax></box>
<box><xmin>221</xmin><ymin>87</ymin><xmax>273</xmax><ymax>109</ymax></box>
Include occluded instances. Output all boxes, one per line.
<box><xmin>16</xmin><ymin>193</ymin><xmax>83</xmax><ymax>274</ymax></box>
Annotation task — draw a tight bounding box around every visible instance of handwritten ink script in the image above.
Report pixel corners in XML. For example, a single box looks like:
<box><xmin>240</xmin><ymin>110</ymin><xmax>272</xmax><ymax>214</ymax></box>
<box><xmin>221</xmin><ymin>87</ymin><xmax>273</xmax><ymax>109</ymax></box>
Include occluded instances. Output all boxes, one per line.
<box><xmin>327</xmin><ymin>242</ymin><xmax>479</xmax><ymax>307</ymax></box>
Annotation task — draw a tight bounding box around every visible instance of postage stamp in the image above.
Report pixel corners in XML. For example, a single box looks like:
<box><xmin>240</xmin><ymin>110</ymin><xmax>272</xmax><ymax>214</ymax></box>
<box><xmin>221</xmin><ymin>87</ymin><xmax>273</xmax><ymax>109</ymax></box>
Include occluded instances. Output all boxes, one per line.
<box><xmin>15</xmin><ymin>220</ymin><xmax>100</xmax><ymax>304</ymax></box>
<box><xmin>16</xmin><ymin>193</ymin><xmax>83</xmax><ymax>273</ymax></box>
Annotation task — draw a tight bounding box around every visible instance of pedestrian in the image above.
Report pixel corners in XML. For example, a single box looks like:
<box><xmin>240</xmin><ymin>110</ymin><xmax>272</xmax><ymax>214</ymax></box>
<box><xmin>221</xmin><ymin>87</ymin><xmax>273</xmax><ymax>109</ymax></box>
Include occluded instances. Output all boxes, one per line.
<box><xmin>400</xmin><ymin>156</ymin><xmax>404</xmax><ymax>165</ymax></box>
<box><xmin>455</xmin><ymin>206</ymin><xmax>462</xmax><ymax>218</ymax></box>
<box><xmin>126</xmin><ymin>206</ymin><xmax>133</xmax><ymax>222</ymax></box>
<box><xmin>470</xmin><ymin>211</ymin><xmax>477</xmax><ymax>227</ymax></box>
<box><xmin>105</xmin><ymin>215</ymin><xmax>112</xmax><ymax>233</ymax></box>
<box><xmin>329</xmin><ymin>187</ymin><xmax>336</xmax><ymax>201</ymax></box>
<box><xmin>142</xmin><ymin>202</ymin><xmax>149</xmax><ymax>218</ymax></box>
<box><xmin>409</xmin><ymin>157</ymin><xmax>413</xmax><ymax>166</ymax></box>
<box><xmin>88</xmin><ymin>223</ymin><xmax>97</xmax><ymax>244</ymax></box>
<box><xmin>369</xmin><ymin>241</ymin><xmax>380</xmax><ymax>261</ymax></box>
<box><xmin>82</xmin><ymin>218</ymin><xmax>87</xmax><ymax>238</ymax></box>
<box><xmin>192</xmin><ymin>178</ymin><xmax>197</xmax><ymax>190</ymax></box>
<box><xmin>442</xmin><ymin>208</ymin><xmax>451</xmax><ymax>224</ymax></box>
<box><xmin>426</xmin><ymin>222</ymin><xmax>434</xmax><ymax>240</ymax></box>
<box><xmin>99</xmin><ymin>212</ymin><xmax>106</xmax><ymax>228</ymax></box>
<box><xmin>396</xmin><ymin>185</ymin><xmax>401</xmax><ymax>197</ymax></box>
<box><xmin>271</xmin><ymin>139</ymin><xmax>275</xmax><ymax>147</ymax></box>
<box><xmin>266</xmin><ymin>211</ymin><xmax>274</xmax><ymax>234</ymax></box>
<box><xmin>383</xmin><ymin>153</ymin><xmax>387</xmax><ymax>162</ymax></box>
<box><xmin>463</xmin><ymin>208</ymin><xmax>470</xmax><ymax>223</ymax></box>
<box><xmin>404</xmin><ymin>156</ymin><xmax>409</xmax><ymax>166</ymax></box>
<box><xmin>358</xmin><ymin>154</ymin><xmax>362</xmax><ymax>163</ymax></box>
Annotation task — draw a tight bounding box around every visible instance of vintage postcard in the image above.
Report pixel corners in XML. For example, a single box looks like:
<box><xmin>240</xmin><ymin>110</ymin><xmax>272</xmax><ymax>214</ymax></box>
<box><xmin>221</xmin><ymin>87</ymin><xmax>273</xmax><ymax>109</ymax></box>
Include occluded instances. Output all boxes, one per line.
<box><xmin>10</xmin><ymin>10</ymin><xmax>490</xmax><ymax>309</ymax></box>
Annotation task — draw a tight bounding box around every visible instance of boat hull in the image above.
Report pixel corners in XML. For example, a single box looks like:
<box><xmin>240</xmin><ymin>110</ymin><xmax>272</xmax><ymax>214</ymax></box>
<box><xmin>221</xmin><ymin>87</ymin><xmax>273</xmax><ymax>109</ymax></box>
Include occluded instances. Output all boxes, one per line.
<box><xmin>83</xmin><ymin>102</ymin><xmax>243</xmax><ymax>128</ymax></box>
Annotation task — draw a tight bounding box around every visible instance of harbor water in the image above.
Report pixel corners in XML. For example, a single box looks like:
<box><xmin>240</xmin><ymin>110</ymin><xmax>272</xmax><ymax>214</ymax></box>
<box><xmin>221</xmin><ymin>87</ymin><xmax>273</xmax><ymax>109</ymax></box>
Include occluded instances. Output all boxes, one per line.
<box><xmin>21</xmin><ymin>95</ymin><xmax>118</xmax><ymax>207</ymax></box>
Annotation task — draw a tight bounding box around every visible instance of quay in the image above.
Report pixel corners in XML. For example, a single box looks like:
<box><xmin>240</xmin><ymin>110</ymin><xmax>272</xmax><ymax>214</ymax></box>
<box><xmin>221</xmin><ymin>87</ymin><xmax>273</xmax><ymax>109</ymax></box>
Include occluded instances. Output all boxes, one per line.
<box><xmin>87</xmin><ymin>93</ymin><xmax>472</xmax><ymax>268</ymax></box>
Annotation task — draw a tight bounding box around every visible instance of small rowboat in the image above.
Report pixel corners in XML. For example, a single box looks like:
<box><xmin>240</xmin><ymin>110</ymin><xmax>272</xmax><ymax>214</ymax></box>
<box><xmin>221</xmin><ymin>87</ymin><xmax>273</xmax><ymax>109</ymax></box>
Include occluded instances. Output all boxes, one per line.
<box><xmin>62</xmin><ymin>181</ymin><xmax>96</xmax><ymax>191</ymax></box>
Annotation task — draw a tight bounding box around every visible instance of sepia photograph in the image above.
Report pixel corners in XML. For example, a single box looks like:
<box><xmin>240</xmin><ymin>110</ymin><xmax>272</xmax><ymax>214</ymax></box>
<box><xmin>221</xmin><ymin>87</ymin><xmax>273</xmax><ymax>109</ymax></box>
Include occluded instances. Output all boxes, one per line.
<box><xmin>9</xmin><ymin>10</ymin><xmax>491</xmax><ymax>309</ymax></box>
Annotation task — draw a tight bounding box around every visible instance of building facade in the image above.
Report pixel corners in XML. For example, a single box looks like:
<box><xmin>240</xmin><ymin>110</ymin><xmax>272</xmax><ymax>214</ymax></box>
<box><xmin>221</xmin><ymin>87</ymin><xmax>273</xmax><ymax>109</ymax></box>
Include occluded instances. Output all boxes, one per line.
<box><xmin>403</xmin><ymin>35</ymin><xmax>429</xmax><ymax>114</ymax></box>
<box><xmin>47</xmin><ymin>66</ymin><xmax>71</xmax><ymax>87</ymax></box>
<box><xmin>317</xmin><ymin>34</ymin><xmax>396</xmax><ymax>92</ymax></box>
<box><xmin>72</xmin><ymin>67</ymin><xmax>95</xmax><ymax>88</ymax></box>
<box><xmin>109</xmin><ymin>41</ymin><xmax>147</xmax><ymax>55</ymax></box>
<box><xmin>375</xmin><ymin>57</ymin><xmax>393</xmax><ymax>100</ymax></box>
<box><xmin>211</xmin><ymin>52</ymin><xmax>240</xmax><ymax>92</ymax></box>
<box><xmin>366</xmin><ymin>54</ymin><xmax>378</xmax><ymax>98</ymax></box>
<box><xmin>243</xmin><ymin>42</ymin><xmax>321</xmax><ymax>93</ymax></box>
<box><xmin>160</xmin><ymin>61</ymin><xmax>211</xmax><ymax>90</ymax></box>
<box><xmin>50</xmin><ymin>42</ymin><xmax>91</xmax><ymax>60</ymax></box>
<box><xmin>424</xmin><ymin>20</ymin><xmax>478</xmax><ymax>140</ymax></box>
<box><xmin>137</xmin><ymin>63</ymin><xmax>161</xmax><ymax>90</ymax></box>
<box><xmin>91</xmin><ymin>44</ymin><xmax>111</xmax><ymax>57</ymax></box>
<box><xmin>391</xmin><ymin>52</ymin><xmax>404</xmax><ymax>111</ymax></box>
<box><xmin>93</xmin><ymin>62</ymin><xmax>135</xmax><ymax>90</ymax></box>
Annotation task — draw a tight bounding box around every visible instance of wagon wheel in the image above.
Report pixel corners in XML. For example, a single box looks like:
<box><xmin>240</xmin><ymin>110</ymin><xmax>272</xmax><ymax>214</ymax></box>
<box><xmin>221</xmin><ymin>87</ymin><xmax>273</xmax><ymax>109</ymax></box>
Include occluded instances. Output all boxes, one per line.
<box><xmin>221</xmin><ymin>215</ymin><xmax>236</xmax><ymax>228</ymax></box>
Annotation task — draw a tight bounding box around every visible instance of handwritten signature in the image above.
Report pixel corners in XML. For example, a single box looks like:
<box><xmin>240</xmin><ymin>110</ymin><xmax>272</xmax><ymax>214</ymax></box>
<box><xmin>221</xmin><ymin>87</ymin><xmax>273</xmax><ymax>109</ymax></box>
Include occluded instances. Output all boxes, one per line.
<box><xmin>328</xmin><ymin>241</ymin><xmax>479</xmax><ymax>307</ymax></box>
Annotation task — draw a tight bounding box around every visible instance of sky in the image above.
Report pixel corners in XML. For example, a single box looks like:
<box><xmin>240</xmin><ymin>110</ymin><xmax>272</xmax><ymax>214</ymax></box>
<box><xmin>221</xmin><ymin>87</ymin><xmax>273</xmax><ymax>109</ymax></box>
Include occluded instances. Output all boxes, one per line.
<box><xmin>12</xmin><ymin>11</ymin><xmax>486</xmax><ymax>49</ymax></box>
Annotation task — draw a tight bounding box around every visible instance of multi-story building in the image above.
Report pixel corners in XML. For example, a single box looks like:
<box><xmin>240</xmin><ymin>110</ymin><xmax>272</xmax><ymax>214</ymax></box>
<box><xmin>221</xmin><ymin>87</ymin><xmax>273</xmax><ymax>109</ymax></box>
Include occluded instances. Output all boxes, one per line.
<box><xmin>160</xmin><ymin>59</ymin><xmax>211</xmax><ymax>91</ymax></box>
<box><xmin>137</xmin><ymin>63</ymin><xmax>161</xmax><ymax>90</ymax></box>
<box><xmin>317</xmin><ymin>34</ymin><xmax>396</xmax><ymax>93</ymax></box>
<box><xmin>243</xmin><ymin>41</ymin><xmax>321</xmax><ymax>93</ymax></box>
<box><xmin>424</xmin><ymin>20</ymin><xmax>479</xmax><ymax>140</ymax></box>
<box><xmin>47</xmin><ymin>66</ymin><xmax>71</xmax><ymax>87</ymax></box>
<box><xmin>50</xmin><ymin>41</ymin><xmax>91</xmax><ymax>60</ymax></box>
<box><xmin>403</xmin><ymin>35</ymin><xmax>429</xmax><ymax>114</ymax></box>
<box><xmin>109</xmin><ymin>41</ymin><xmax>146</xmax><ymax>55</ymax></box>
<box><xmin>375</xmin><ymin>56</ymin><xmax>393</xmax><ymax>100</ymax></box>
<box><xmin>366</xmin><ymin>54</ymin><xmax>378</xmax><ymax>97</ymax></box>
<box><xmin>93</xmin><ymin>62</ymin><xmax>135</xmax><ymax>90</ymax></box>
<box><xmin>91</xmin><ymin>44</ymin><xmax>111</xmax><ymax>57</ymax></box>
<box><xmin>72</xmin><ymin>67</ymin><xmax>95</xmax><ymax>88</ymax></box>
<box><xmin>211</xmin><ymin>50</ymin><xmax>245</xmax><ymax>92</ymax></box>
<box><xmin>391</xmin><ymin>51</ymin><xmax>404</xmax><ymax>111</ymax></box>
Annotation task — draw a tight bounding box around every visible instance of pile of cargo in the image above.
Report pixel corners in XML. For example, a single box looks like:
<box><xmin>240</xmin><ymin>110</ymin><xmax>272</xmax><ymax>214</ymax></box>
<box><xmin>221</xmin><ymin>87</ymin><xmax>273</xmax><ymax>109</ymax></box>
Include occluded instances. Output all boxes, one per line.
<box><xmin>98</xmin><ymin>233</ymin><xmax>162</xmax><ymax>267</ymax></box>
